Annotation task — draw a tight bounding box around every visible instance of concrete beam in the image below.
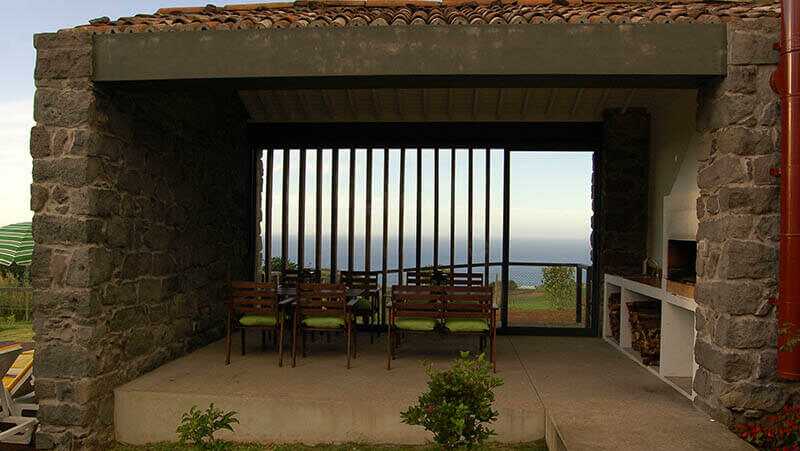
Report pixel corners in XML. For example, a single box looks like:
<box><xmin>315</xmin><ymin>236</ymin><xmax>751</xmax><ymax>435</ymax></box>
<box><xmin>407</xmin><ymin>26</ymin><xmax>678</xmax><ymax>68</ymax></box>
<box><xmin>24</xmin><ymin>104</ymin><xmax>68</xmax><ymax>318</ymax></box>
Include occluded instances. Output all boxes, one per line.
<box><xmin>93</xmin><ymin>24</ymin><xmax>726</xmax><ymax>84</ymax></box>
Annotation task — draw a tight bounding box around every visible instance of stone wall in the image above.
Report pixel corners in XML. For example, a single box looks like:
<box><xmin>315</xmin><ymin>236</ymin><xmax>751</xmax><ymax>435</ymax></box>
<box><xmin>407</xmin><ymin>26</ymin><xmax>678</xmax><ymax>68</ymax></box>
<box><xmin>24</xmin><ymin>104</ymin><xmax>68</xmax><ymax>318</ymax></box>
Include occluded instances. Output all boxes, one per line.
<box><xmin>694</xmin><ymin>17</ymin><xmax>800</xmax><ymax>425</ymax></box>
<box><xmin>30</xmin><ymin>31</ymin><xmax>252</xmax><ymax>448</ymax></box>
<box><xmin>595</xmin><ymin>108</ymin><xmax>651</xmax><ymax>279</ymax></box>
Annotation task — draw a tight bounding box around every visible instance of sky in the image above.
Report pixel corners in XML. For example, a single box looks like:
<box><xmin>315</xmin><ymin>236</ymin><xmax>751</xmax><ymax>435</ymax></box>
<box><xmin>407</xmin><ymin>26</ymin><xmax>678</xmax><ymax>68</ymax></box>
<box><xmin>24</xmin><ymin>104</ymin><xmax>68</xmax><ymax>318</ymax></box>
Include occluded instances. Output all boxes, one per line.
<box><xmin>0</xmin><ymin>2</ymin><xmax>594</xmax><ymax>244</ymax></box>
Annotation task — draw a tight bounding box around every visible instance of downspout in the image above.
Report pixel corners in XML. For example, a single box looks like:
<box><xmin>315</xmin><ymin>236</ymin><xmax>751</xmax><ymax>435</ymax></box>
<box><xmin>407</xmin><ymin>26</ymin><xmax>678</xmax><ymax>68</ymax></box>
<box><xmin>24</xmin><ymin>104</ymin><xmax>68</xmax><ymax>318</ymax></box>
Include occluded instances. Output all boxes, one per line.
<box><xmin>771</xmin><ymin>0</ymin><xmax>800</xmax><ymax>381</ymax></box>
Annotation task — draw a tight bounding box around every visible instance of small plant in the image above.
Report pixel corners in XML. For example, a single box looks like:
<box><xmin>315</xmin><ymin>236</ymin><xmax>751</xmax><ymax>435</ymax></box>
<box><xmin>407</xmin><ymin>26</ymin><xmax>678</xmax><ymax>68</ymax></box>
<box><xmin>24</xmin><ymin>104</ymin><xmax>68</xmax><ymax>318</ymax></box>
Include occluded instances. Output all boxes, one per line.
<box><xmin>176</xmin><ymin>404</ymin><xmax>239</xmax><ymax>450</ymax></box>
<box><xmin>779</xmin><ymin>321</ymin><xmax>800</xmax><ymax>353</ymax></box>
<box><xmin>736</xmin><ymin>403</ymin><xmax>800</xmax><ymax>450</ymax></box>
<box><xmin>401</xmin><ymin>352</ymin><xmax>503</xmax><ymax>449</ymax></box>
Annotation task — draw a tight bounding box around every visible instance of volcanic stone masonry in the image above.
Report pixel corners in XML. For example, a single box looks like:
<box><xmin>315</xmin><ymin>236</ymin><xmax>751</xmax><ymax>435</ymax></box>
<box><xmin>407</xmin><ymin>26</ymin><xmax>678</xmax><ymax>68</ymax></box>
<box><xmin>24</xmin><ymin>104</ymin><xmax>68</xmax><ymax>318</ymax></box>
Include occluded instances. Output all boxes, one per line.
<box><xmin>30</xmin><ymin>32</ymin><xmax>252</xmax><ymax>448</ymax></box>
<box><xmin>694</xmin><ymin>17</ymin><xmax>800</xmax><ymax>425</ymax></box>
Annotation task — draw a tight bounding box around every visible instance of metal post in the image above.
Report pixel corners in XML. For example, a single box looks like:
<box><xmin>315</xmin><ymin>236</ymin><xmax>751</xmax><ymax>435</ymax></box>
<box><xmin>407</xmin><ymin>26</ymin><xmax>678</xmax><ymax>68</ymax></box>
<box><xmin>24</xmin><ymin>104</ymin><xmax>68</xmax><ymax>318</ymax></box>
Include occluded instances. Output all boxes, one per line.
<box><xmin>348</xmin><ymin>149</ymin><xmax>356</xmax><ymax>273</ymax></box>
<box><xmin>484</xmin><ymin>149</ymin><xmax>491</xmax><ymax>283</ymax></box>
<box><xmin>382</xmin><ymin>149</ymin><xmax>390</xmax><ymax>323</ymax></box>
<box><xmin>265</xmin><ymin>149</ymin><xmax>273</xmax><ymax>280</ymax></box>
<box><xmin>281</xmin><ymin>149</ymin><xmax>290</xmax><ymax>274</ymax></box>
<box><xmin>399</xmin><ymin>148</ymin><xmax>406</xmax><ymax>284</ymax></box>
<box><xmin>450</xmin><ymin>150</ymin><xmax>456</xmax><ymax>273</ymax></box>
<box><xmin>298</xmin><ymin>149</ymin><xmax>306</xmax><ymax>269</ymax></box>
<box><xmin>467</xmin><ymin>149</ymin><xmax>474</xmax><ymax>278</ymax></box>
<box><xmin>434</xmin><ymin>149</ymin><xmax>440</xmax><ymax>269</ymax></box>
<box><xmin>576</xmin><ymin>266</ymin><xmax>583</xmax><ymax>324</ymax></box>
<box><xmin>416</xmin><ymin>149</ymin><xmax>422</xmax><ymax>279</ymax></box>
<box><xmin>501</xmin><ymin>149</ymin><xmax>510</xmax><ymax>328</ymax></box>
<box><xmin>366</xmin><ymin>149</ymin><xmax>373</xmax><ymax>272</ymax></box>
<box><xmin>315</xmin><ymin>149</ymin><xmax>322</xmax><ymax>272</ymax></box>
<box><xmin>331</xmin><ymin>149</ymin><xmax>339</xmax><ymax>282</ymax></box>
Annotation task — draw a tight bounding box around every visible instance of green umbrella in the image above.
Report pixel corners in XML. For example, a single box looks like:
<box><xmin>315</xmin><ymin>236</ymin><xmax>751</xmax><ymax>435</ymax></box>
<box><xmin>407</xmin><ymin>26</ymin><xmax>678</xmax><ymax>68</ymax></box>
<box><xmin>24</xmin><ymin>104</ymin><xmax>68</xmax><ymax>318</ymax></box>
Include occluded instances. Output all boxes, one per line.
<box><xmin>0</xmin><ymin>222</ymin><xmax>33</xmax><ymax>267</ymax></box>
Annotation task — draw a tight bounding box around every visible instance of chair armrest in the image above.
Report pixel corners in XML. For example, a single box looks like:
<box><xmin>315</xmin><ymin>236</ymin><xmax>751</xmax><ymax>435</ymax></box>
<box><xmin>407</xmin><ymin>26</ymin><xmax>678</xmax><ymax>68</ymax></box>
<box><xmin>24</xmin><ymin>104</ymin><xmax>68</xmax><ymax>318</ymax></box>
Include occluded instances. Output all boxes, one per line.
<box><xmin>347</xmin><ymin>298</ymin><xmax>360</xmax><ymax>307</ymax></box>
<box><xmin>279</xmin><ymin>296</ymin><xmax>296</xmax><ymax>306</ymax></box>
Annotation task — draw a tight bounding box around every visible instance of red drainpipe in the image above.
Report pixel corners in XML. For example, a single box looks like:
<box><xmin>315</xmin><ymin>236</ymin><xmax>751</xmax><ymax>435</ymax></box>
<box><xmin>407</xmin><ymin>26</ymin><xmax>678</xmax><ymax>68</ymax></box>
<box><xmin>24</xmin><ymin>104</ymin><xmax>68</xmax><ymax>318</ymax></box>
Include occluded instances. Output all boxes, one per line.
<box><xmin>772</xmin><ymin>0</ymin><xmax>800</xmax><ymax>381</ymax></box>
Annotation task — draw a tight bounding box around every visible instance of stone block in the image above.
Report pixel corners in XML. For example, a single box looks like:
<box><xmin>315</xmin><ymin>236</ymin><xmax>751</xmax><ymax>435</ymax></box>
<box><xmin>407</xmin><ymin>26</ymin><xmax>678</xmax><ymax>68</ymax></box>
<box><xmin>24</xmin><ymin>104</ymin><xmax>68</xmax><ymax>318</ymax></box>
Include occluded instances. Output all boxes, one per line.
<box><xmin>697</xmin><ymin>215</ymin><xmax>753</xmax><ymax>241</ymax></box>
<box><xmin>695</xmin><ymin>280</ymin><xmax>768</xmax><ymax>316</ymax></box>
<box><xmin>33</xmin><ymin>31</ymin><xmax>92</xmax><ymax>50</ymax></box>
<box><xmin>714</xmin><ymin>126</ymin><xmax>772</xmax><ymax>156</ymax></box>
<box><xmin>754</xmin><ymin>215</ymin><xmax>779</xmax><ymax>242</ymax></box>
<box><xmin>34</xmin><ymin>88</ymin><xmax>96</xmax><ymax>128</ymax></box>
<box><xmin>728</xmin><ymin>26</ymin><xmax>779</xmax><ymax>65</ymax></box>
<box><xmin>720</xmin><ymin>382</ymin><xmax>787</xmax><ymax>412</ymax></box>
<box><xmin>33</xmin><ymin>214</ymin><xmax>104</xmax><ymax>245</ymax></box>
<box><xmin>32</xmin><ymin>157</ymin><xmax>103</xmax><ymax>188</ymax></box>
<box><xmin>720</xmin><ymin>65</ymin><xmax>756</xmax><ymax>95</ymax></box>
<box><xmin>30</xmin><ymin>125</ymin><xmax>52</xmax><ymax>158</ymax></box>
<box><xmin>721</xmin><ymin>239</ymin><xmax>777</xmax><ymax>280</ymax></box>
<box><xmin>715</xmin><ymin>314</ymin><xmax>776</xmax><ymax>349</ymax></box>
<box><xmin>66</xmin><ymin>246</ymin><xmax>114</xmax><ymax>288</ymax></box>
<box><xmin>35</xmin><ymin>46</ymin><xmax>92</xmax><ymax>80</ymax></box>
<box><xmin>39</xmin><ymin>401</ymin><xmax>93</xmax><ymax>427</ymax></box>
<box><xmin>35</xmin><ymin>343</ymin><xmax>97</xmax><ymax>379</ymax></box>
<box><xmin>31</xmin><ymin>184</ymin><xmax>49</xmax><ymax>212</ymax></box>
<box><xmin>694</xmin><ymin>339</ymin><xmax>753</xmax><ymax>382</ymax></box>
<box><xmin>719</xmin><ymin>186</ymin><xmax>779</xmax><ymax>215</ymax></box>
<box><xmin>697</xmin><ymin>155</ymin><xmax>747</xmax><ymax>189</ymax></box>
<box><xmin>69</xmin><ymin>187</ymin><xmax>119</xmax><ymax>217</ymax></box>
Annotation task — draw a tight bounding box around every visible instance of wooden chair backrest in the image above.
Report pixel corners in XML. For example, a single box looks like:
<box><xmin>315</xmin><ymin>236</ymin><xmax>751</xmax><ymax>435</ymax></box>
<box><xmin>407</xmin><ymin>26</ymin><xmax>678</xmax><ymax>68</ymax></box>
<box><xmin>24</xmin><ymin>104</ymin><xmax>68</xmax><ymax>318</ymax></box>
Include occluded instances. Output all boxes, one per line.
<box><xmin>451</xmin><ymin>272</ymin><xmax>484</xmax><ymax>287</ymax></box>
<box><xmin>391</xmin><ymin>285</ymin><xmax>441</xmax><ymax>319</ymax></box>
<box><xmin>405</xmin><ymin>270</ymin><xmax>434</xmax><ymax>286</ymax></box>
<box><xmin>297</xmin><ymin>283</ymin><xmax>348</xmax><ymax>318</ymax></box>
<box><xmin>442</xmin><ymin>286</ymin><xmax>493</xmax><ymax>319</ymax></box>
<box><xmin>339</xmin><ymin>271</ymin><xmax>379</xmax><ymax>290</ymax></box>
<box><xmin>229</xmin><ymin>281</ymin><xmax>279</xmax><ymax>317</ymax></box>
<box><xmin>281</xmin><ymin>269</ymin><xmax>322</xmax><ymax>287</ymax></box>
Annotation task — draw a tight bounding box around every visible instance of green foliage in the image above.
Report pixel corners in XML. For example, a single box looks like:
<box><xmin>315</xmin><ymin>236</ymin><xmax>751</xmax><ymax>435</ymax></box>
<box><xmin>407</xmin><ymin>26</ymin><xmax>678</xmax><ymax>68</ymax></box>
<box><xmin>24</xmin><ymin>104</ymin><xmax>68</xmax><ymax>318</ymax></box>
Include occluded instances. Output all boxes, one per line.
<box><xmin>779</xmin><ymin>321</ymin><xmax>800</xmax><ymax>353</ymax></box>
<box><xmin>176</xmin><ymin>404</ymin><xmax>239</xmax><ymax>450</ymax></box>
<box><xmin>736</xmin><ymin>403</ymin><xmax>800</xmax><ymax>450</ymax></box>
<box><xmin>0</xmin><ymin>264</ymin><xmax>30</xmax><ymax>288</ymax></box>
<box><xmin>539</xmin><ymin>266</ymin><xmax>576</xmax><ymax>309</ymax></box>
<box><xmin>268</xmin><ymin>257</ymin><xmax>298</xmax><ymax>273</ymax></box>
<box><xmin>401</xmin><ymin>352</ymin><xmax>503</xmax><ymax>449</ymax></box>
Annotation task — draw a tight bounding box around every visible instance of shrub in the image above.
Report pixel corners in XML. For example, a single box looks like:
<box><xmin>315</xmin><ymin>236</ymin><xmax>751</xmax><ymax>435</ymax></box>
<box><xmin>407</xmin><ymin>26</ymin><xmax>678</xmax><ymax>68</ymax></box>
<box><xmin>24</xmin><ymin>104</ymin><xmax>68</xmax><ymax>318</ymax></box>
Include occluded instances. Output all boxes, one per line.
<box><xmin>539</xmin><ymin>266</ymin><xmax>576</xmax><ymax>309</ymax></box>
<box><xmin>176</xmin><ymin>404</ymin><xmax>239</xmax><ymax>450</ymax></box>
<box><xmin>736</xmin><ymin>403</ymin><xmax>800</xmax><ymax>450</ymax></box>
<box><xmin>401</xmin><ymin>352</ymin><xmax>503</xmax><ymax>449</ymax></box>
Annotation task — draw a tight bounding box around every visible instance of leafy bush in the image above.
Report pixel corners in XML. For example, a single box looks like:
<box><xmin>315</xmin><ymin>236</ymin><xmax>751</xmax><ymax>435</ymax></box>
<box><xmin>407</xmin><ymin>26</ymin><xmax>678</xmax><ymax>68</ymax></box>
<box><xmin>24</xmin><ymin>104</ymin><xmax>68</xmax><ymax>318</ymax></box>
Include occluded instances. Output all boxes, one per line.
<box><xmin>176</xmin><ymin>404</ymin><xmax>239</xmax><ymax>450</ymax></box>
<box><xmin>401</xmin><ymin>352</ymin><xmax>503</xmax><ymax>449</ymax></box>
<box><xmin>736</xmin><ymin>403</ymin><xmax>800</xmax><ymax>450</ymax></box>
<box><xmin>539</xmin><ymin>266</ymin><xmax>576</xmax><ymax>309</ymax></box>
<box><xmin>268</xmin><ymin>257</ymin><xmax>297</xmax><ymax>272</ymax></box>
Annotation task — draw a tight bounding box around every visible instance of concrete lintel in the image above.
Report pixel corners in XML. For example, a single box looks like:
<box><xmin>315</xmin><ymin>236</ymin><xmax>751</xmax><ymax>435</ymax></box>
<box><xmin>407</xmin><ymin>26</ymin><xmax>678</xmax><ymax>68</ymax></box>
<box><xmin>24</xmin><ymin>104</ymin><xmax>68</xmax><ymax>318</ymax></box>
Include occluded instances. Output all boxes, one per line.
<box><xmin>93</xmin><ymin>24</ymin><xmax>726</xmax><ymax>83</ymax></box>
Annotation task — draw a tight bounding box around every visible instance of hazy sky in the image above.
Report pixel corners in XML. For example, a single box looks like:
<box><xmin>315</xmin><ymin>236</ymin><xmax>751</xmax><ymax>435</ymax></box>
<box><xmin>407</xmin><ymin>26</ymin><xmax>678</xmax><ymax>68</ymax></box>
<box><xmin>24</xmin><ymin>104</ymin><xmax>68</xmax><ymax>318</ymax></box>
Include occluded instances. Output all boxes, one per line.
<box><xmin>0</xmin><ymin>2</ymin><xmax>594</xmax><ymax>243</ymax></box>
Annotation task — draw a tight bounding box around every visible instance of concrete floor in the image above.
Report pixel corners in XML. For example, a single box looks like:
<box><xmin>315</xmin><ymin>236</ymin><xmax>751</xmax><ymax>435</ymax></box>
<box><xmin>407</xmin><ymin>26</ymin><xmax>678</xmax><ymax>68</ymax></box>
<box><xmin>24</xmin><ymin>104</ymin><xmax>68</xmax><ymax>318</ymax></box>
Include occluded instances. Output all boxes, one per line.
<box><xmin>115</xmin><ymin>334</ymin><xmax>752</xmax><ymax>450</ymax></box>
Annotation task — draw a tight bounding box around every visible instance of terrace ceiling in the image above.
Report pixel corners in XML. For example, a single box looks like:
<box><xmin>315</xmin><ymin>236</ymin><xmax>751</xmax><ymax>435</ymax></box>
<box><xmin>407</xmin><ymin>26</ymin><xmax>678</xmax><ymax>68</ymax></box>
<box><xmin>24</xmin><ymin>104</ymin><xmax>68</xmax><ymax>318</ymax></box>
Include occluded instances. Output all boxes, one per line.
<box><xmin>239</xmin><ymin>87</ymin><xmax>694</xmax><ymax>123</ymax></box>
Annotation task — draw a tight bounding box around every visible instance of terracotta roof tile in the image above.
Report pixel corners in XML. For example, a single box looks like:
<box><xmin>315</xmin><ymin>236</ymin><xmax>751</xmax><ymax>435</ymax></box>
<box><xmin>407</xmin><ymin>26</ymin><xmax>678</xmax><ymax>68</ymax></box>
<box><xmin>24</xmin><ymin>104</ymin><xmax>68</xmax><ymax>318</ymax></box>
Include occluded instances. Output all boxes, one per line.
<box><xmin>71</xmin><ymin>1</ymin><xmax>780</xmax><ymax>33</ymax></box>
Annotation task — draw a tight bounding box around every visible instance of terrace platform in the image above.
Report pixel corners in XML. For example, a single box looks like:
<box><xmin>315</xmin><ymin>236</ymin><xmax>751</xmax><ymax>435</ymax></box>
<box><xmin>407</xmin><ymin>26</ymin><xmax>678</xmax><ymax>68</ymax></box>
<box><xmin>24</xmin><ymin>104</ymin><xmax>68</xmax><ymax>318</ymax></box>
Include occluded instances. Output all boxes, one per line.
<box><xmin>115</xmin><ymin>335</ymin><xmax>750</xmax><ymax>450</ymax></box>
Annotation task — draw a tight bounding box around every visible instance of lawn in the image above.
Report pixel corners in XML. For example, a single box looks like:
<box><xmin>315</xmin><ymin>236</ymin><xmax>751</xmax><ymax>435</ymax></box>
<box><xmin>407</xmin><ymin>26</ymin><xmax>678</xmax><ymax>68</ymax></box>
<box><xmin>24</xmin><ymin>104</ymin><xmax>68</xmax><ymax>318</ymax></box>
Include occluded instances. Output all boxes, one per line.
<box><xmin>0</xmin><ymin>321</ymin><xmax>33</xmax><ymax>343</ymax></box>
<box><xmin>114</xmin><ymin>441</ymin><xmax>548</xmax><ymax>451</ymax></box>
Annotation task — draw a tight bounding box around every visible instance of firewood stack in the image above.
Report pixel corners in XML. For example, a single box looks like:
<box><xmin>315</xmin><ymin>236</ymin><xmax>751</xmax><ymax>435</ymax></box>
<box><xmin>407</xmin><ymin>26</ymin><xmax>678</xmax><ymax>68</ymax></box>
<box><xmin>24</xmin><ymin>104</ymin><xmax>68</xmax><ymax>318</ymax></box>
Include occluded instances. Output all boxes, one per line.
<box><xmin>626</xmin><ymin>301</ymin><xmax>661</xmax><ymax>366</ymax></box>
<box><xmin>608</xmin><ymin>292</ymin><xmax>621</xmax><ymax>341</ymax></box>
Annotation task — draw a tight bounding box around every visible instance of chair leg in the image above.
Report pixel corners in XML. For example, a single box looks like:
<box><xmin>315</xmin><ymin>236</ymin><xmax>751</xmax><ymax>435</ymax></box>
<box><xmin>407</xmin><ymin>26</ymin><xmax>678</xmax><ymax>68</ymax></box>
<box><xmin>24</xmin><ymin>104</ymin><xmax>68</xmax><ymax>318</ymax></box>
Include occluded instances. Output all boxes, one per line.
<box><xmin>241</xmin><ymin>328</ymin><xmax>246</xmax><ymax>356</ymax></box>
<box><xmin>291</xmin><ymin>316</ymin><xmax>298</xmax><ymax>368</ymax></box>
<box><xmin>225</xmin><ymin>312</ymin><xmax>232</xmax><ymax>365</ymax></box>
<box><xmin>353</xmin><ymin>323</ymin><xmax>358</xmax><ymax>359</ymax></box>
<box><xmin>386</xmin><ymin>326</ymin><xmax>392</xmax><ymax>370</ymax></box>
<box><xmin>491</xmin><ymin>331</ymin><xmax>497</xmax><ymax>373</ymax></box>
<box><xmin>261</xmin><ymin>330</ymin><xmax>267</xmax><ymax>351</ymax></box>
<box><xmin>278</xmin><ymin>321</ymin><xmax>284</xmax><ymax>367</ymax></box>
<box><xmin>302</xmin><ymin>330</ymin><xmax>307</xmax><ymax>358</ymax></box>
<box><xmin>346</xmin><ymin>320</ymin><xmax>352</xmax><ymax>369</ymax></box>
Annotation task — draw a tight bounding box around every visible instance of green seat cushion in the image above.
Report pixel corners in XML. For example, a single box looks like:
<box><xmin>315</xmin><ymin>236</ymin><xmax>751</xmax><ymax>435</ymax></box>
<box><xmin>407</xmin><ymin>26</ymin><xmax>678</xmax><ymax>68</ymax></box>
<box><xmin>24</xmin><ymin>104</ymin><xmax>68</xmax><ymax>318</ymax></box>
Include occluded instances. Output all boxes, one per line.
<box><xmin>302</xmin><ymin>316</ymin><xmax>345</xmax><ymax>329</ymax></box>
<box><xmin>239</xmin><ymin>315</ymin><xmax>277</xmax><ymax>327</ymax></box>
<box><xmin>444</xmin><ymin>318</ymin><xmax>489</xmax><ymax>333</ymax></box>
<box><xmin>353</xmin><ymin>297</ymin><xmax>372</xmax><ymax>311</ymax></box>
<box><xmin>395</xmin><ymin>317</ymin><xmax>438</xmax><ymax>331</ymax></box>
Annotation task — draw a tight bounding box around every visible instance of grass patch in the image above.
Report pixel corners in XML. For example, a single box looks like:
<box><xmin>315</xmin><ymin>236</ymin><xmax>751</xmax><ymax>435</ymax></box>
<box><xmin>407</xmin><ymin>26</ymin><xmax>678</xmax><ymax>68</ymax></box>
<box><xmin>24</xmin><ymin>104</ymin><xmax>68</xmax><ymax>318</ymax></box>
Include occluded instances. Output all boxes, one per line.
<box><xmin>113</xmin><ymin>441</ymin><xmax>547</xmax><ymax>451</ymax></box>
<box><xmin>0</xmin><ymin>321</ymin><xmax>33</xmax><ymax>343</ymax></box>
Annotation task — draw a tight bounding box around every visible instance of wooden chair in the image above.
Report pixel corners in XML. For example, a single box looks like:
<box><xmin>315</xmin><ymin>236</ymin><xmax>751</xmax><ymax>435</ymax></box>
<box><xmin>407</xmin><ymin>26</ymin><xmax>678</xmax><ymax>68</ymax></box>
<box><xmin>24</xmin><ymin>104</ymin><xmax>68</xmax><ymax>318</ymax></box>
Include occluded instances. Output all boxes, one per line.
<box><xmin>441</xmin><ymin>286</ymin><xmax>497</xmax><ymax>371</ymax></box>
<box><xmin>405</xmin><ymin>270</ymin><xmax>434</xmax><ymax>286</ymax></box>
<box><xmin>293</xmin><ymin>283</ymin><xmax>356</xmax><ymax>368</ymax></box>
<box><xmin>451</xmin><ymin>272</ymin><xmax>484</xmax><ymax>287</ymax></box>
<box><xmin>225</xmin><ymin>281</ymin><xmax>284</xmax><ymax>366</ymax></box>
<box><xmin>339</xmin><ymin>271</ymin><xmax>381</xmax><ymax>340</ymax></box>
<box><xmin>280</xmin><ymin>268</ymin><xmax>322</xmax><ymax>287</ymax></box>
<box><xmin>387</xmin><ymin>285</ymin><xmax>442</xmax><ymax>370</ymax></box>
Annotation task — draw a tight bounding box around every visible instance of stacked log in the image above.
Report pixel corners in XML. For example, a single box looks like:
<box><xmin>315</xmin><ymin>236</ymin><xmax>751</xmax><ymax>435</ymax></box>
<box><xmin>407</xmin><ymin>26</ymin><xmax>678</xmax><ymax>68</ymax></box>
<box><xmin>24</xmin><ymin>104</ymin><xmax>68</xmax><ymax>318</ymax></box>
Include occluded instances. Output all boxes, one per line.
<box><xmin>608</xmin><ymin>292</ymin><xmax>621</xmax><ymax>341</ymax></box>
<box><xmin>627</xmin><ymin>300</ymin><xmax>661</xmax><ymax>366</ymax></box>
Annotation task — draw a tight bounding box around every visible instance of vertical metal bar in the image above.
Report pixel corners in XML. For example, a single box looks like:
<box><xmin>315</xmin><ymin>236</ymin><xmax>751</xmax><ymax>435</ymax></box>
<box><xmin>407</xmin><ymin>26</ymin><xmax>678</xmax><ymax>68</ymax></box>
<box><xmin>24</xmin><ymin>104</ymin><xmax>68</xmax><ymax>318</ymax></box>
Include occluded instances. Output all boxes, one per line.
<box><xmin>501</xmin><ymin>149</ymin><xmax>510</xmax><ymax>328</ymax></box>
<box><xmin>576</xmin><ymin>265</ymin><xmax>583</xmax><ymax>324</ymax></box>
<box><xmin>399</xmin><ymin>148</ymin><xmax>406</xmax><ymax>283</ymax></box>
<box><xmin>298</xmin><ymin>149</ymin><xmax>306</xmax><ymax>269</ymax></box>
<box><xmin>348</xmin><ymin>149</ymin><xmax>356</xmax><ymax>273</ymax></box>
<box><xmin>415</xmin><ymin>149</ymin><xmax>422</xmax><ymax>279</ymax></box>
<box><xmin>249</xmin><ymin>148</ymin><xmax>258</xmax><ymax>280</ymax></box>
<box><xmin>382</xmin><ymin>149</ymin><xmax>390</xmax><ymax>323</ymax></box>
<box><xmin>434</xmin><ymin>149</ymin><xmax>440</xmax><ymax>269</ymax></box>
<box><xmin>281</xmin><ymin>149</ymin><xmax>290</xmax><ymax>273</ymax></box>
<box><xmin>265</xmin><ymin>149</ymin><xmax>273</xmax><ymax>281</ymax></box>
<box><xmin>586</xmin><ymin>267</ymin><xmax>593</xmax><ymax>331</ymax></box>
<box><xmin>484</xmin><ymin>149</ymin><xmax>491</xmax><ymax>283</ymax></box>
<box><xmin>330</xmin><ymin>149</ymin><xmax>339</xmax><ymax>282</ymax></box>
<box><xmin>365</xmin><ymin>149</ymin><xmax>373</xmax><ymax>272</ymax></box>
<box><xmin>450</xmin><ymin>150</ymin><xmax>456</xmax><ymax>273</ymax></box>
<box><xmin>315</xmin><ymin>149</ymin><xmax>322</xmax><ymax>272</ymax></box>
<box><xmin>467</xmin><ymin>149</ymin><xmax>474</xmax><ymax>277</ymax></box>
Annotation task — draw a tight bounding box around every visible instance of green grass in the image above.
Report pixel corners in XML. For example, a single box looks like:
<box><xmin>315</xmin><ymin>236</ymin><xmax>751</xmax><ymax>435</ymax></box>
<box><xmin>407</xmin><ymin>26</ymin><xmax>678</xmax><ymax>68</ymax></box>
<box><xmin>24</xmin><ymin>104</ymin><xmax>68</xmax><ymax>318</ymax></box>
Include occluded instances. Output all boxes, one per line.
<box><xmin>0</xmin><ymin>321</ymin><xmax>33</xmax><ymax>342</ymax></box>
<box><xmin>114</xmin><ymin>441</ymin><xmax>547</xmax><ymax>451</ymax></box>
